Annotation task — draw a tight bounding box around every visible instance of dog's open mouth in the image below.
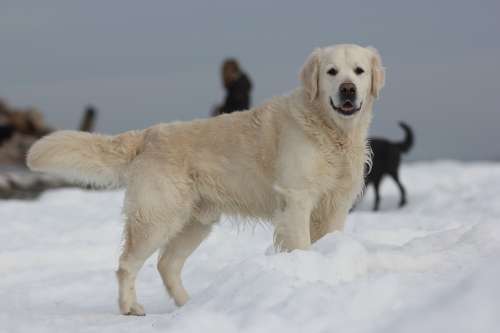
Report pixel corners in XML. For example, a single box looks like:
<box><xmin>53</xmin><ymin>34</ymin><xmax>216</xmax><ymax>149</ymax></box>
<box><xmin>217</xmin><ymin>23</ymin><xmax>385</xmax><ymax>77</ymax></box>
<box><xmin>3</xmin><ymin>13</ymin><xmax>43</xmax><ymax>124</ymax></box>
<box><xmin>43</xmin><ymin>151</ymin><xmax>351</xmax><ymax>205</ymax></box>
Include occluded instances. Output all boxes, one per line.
<box><xmin>329</xmin><ymin>97</ymin><xmax>362</xmax><ymax>116</ymax></box>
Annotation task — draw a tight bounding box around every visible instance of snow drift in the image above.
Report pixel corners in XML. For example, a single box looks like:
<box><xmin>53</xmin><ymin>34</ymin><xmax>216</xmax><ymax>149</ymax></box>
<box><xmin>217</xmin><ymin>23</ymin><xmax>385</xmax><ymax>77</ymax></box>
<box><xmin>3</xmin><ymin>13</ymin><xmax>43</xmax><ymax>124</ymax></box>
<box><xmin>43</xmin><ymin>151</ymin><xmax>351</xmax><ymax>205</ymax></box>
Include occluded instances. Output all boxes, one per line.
<box><xmin>1</xmin><ymin>161</ymin><xmax>500</xmax><ymax>333</ymax></box>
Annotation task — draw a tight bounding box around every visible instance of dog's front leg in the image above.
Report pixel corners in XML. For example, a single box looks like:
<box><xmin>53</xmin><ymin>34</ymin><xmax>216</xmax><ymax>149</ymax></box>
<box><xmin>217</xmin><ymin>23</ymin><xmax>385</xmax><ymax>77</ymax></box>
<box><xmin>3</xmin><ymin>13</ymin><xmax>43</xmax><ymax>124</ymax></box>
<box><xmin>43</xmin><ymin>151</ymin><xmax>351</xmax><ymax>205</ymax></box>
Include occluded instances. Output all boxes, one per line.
<box><xmin>310</xmin><ymin>193</ymin><xmax>351</xmax><ymax>244</ymax></box>
<box><xmin>273</xmin><ymin>190</ymin><xmax>315</xmax><ymax>251</ymax></box>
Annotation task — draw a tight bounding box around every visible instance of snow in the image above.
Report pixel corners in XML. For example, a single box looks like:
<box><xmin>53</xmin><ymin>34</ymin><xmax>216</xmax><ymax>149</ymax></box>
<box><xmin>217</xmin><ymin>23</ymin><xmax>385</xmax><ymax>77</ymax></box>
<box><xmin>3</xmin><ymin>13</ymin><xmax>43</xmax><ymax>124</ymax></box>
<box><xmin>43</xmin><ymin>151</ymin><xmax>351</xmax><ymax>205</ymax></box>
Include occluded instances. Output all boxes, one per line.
<box><xmin>1</xmin><ymin>161</ymin><xmax>500</xmax><ymax>333</ymax></box>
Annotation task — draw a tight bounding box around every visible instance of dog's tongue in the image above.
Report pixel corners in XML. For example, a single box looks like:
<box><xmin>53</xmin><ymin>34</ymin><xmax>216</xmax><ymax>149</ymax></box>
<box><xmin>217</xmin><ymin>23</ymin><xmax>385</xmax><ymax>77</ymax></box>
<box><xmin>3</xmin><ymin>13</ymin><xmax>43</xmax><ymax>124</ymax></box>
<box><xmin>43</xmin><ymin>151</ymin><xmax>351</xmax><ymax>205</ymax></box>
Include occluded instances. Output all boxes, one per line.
<box><xmin>342</xmin><ymin>101</ymin><xmax>354</xmax><ymax>110</ymax></box>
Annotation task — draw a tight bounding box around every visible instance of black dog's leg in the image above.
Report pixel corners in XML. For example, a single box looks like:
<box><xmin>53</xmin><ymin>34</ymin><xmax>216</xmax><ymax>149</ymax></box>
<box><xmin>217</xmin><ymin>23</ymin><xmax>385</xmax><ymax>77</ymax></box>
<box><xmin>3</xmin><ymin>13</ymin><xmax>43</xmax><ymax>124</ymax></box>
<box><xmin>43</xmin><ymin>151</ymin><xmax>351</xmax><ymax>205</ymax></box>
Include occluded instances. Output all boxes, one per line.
<box><xmin>373</xmin><ymin>179</ymin><xmax>381</xmax><ymax>211</ymax></box>
<box><xmin>391</xmin><ymin>172</ymin><xmax>407</xmax><ymax>207</ymax></box>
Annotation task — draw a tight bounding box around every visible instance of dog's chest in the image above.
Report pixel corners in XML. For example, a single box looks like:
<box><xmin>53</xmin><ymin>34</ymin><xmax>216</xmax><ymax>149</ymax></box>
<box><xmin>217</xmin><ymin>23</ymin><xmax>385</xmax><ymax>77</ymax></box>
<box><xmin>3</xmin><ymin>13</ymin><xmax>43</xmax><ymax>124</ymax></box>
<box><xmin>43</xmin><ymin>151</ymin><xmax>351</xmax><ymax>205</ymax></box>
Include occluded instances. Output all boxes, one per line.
<box><xmin>317</xmin><ymin>141</ymin><xmax>367</xmax><ymax>196</ymax></box>
<box><xmin>275</xmin><ymin>121</ymin><xmax>367</xmax><ymax>198</ymax></box>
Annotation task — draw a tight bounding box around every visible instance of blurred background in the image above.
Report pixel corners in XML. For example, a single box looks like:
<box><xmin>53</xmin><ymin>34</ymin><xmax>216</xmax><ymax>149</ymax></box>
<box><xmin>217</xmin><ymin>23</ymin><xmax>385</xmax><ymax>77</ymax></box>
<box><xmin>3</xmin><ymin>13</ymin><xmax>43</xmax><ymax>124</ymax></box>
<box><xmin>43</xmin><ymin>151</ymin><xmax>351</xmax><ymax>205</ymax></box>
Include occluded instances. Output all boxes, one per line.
<box><xmin>1</xmin><ymin>0</ymin><xmax>499</xmax><ymax>161</ymax></box>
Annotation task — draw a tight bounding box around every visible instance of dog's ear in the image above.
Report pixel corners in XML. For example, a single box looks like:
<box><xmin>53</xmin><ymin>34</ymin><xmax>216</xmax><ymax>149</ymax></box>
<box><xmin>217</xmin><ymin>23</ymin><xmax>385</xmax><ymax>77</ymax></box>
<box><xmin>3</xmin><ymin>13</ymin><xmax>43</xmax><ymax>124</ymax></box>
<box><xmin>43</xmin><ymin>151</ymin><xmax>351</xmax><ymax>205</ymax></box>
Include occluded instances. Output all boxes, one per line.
<box><xmin>300</xmin><ymin>48</ymin><xmax>322</xmax><ymax>102</ymax></box>
<box><xmin>367</xmin><ymin>47</ymin><xmax>385</xmax><ymax>98</ymax></box>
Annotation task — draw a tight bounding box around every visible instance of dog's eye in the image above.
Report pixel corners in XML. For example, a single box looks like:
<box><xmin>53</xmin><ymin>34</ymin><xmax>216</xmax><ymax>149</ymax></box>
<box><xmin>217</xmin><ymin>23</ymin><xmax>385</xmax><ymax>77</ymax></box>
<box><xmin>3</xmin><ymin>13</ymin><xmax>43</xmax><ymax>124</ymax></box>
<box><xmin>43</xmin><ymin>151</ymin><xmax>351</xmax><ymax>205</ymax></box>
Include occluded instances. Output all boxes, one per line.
<box><xmin>354</xmin><ymin>67</ymin><xmax>364</xmax><ymax>75</ymax></box>
<box><xmin>327</xmin><ymin>68</ymin><xmax>338</xmax><ymax>76</ymax></box>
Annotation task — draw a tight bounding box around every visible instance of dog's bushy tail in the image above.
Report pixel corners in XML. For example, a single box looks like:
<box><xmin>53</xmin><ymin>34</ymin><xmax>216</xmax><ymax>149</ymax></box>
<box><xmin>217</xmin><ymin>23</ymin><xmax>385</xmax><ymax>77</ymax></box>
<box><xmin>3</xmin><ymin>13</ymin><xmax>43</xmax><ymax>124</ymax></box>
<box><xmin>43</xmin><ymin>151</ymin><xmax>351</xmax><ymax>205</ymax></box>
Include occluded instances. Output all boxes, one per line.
<box><xmin>396</xmin><ymin>122</ymin><xmax>414</xmax><ymax>154</ymax></box>
<box><xmin>27</xmin><ymin>130</ymin><xmax>144</xmax><ymax>187</ymax></box>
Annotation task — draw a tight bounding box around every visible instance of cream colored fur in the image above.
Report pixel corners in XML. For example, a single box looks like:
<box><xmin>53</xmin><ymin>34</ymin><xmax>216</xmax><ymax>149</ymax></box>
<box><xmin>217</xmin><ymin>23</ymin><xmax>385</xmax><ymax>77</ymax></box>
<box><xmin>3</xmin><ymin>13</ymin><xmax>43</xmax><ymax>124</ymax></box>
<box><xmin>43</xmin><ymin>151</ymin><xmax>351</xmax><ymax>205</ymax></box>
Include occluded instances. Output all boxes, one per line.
<box><xmin>27</xmin><ymin>44</ymin><xmax>385</xmax><ymax>316</ymax></box>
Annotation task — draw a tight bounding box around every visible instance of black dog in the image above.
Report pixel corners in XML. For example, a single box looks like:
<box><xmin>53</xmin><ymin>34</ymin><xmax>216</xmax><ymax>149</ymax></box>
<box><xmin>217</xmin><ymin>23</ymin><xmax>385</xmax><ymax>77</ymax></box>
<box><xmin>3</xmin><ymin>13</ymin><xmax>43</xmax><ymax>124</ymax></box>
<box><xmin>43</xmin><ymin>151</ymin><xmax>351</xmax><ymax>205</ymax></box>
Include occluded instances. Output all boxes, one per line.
<box><xmin>365</xmin><ymin>122</ymin><xmax>414</xmax><ymax>211</ymax></box>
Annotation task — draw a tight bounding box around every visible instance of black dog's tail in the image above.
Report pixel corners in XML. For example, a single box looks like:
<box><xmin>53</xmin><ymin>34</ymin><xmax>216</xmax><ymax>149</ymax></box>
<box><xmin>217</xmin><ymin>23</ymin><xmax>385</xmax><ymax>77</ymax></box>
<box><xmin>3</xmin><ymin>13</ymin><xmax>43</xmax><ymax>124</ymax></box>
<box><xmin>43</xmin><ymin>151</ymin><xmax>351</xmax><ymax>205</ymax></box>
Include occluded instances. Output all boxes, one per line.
<box><xmin>396</xmin><ymin>122</ymin><xmax>414</xmax><ymax>153</ymax></box>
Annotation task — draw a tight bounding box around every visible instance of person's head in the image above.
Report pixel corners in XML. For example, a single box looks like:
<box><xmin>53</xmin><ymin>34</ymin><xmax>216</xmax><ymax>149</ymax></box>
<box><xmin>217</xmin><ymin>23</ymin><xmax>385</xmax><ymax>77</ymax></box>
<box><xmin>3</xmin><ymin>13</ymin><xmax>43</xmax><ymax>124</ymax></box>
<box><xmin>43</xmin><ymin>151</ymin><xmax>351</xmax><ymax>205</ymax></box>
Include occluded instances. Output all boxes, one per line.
<box><xmin>221</xmin><ymin>58</ymin><xmax>241</xmax><ymax>88</ymax></box>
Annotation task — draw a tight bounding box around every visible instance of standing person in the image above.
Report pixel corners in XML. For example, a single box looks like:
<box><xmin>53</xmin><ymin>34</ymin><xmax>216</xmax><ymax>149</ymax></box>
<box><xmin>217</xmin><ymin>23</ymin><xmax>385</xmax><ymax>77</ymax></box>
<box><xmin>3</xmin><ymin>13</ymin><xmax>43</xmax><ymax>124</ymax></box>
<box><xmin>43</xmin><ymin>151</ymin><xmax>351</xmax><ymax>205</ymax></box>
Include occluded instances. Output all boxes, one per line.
<box><xmin>212</xmin><ymin>58</ymin><xmax>253</xmax><ymax>116</ymax></box>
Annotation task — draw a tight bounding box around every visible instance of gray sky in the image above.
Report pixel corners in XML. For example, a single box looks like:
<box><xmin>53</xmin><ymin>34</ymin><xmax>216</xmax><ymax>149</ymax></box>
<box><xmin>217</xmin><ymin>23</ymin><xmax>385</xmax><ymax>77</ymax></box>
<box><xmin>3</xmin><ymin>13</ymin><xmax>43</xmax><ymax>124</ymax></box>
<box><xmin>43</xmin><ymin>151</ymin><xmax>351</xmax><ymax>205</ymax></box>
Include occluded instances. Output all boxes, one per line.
<box><xmin>1</xmin><ymin>0</ymin><xmax>499</xmax><ymax>160</ymax></box>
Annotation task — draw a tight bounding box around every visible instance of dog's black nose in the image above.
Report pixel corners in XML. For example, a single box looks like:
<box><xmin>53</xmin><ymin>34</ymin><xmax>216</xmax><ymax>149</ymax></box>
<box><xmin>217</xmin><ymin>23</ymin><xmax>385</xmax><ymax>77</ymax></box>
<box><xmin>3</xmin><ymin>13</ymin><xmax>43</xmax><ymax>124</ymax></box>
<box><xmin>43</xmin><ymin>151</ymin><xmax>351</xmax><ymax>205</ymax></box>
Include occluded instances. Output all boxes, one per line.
<box><xmin>339</xmin><ymin>82</ymin><xmax>356</xmax><ymax>101</ymax></box>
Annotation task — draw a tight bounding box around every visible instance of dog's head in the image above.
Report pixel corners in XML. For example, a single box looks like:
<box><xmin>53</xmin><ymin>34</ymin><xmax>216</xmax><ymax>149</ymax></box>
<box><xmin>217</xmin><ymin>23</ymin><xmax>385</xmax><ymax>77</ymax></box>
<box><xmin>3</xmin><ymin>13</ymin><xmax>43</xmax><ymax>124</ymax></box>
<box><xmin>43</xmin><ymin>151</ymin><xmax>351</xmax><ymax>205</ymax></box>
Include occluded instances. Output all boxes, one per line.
<box><xmin>300</xmin><ymin>44</ymin><xmax>385</xmax><ymax>125</ymax></box>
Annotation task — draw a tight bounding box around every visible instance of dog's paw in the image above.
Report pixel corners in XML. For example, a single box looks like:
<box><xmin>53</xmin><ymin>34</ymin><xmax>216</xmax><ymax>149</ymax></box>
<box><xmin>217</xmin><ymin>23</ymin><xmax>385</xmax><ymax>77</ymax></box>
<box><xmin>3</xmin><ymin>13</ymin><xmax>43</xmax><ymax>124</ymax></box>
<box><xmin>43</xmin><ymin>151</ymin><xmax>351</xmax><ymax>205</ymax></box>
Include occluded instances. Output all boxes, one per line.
<box><xmin>121</xmin><ymin>302</ymin><xmax>145</xmax><ymax>316</ymax></box>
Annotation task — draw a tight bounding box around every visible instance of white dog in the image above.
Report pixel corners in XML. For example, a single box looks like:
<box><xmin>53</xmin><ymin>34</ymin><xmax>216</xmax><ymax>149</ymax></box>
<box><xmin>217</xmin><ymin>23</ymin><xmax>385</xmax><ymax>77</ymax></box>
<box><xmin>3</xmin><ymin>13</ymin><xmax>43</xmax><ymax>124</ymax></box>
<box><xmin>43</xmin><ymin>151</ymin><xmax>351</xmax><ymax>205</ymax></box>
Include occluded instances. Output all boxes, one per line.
<box><xmin>27</xmin><ymin>44</ymin><xmax>385</xmax><ymax>315</ymax></box>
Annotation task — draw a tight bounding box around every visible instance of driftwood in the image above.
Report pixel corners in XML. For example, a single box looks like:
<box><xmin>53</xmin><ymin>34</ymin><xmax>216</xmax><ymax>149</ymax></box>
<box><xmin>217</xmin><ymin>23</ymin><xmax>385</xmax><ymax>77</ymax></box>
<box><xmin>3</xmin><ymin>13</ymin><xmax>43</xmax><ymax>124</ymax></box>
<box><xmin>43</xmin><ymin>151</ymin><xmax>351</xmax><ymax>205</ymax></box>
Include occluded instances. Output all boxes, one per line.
<box><xmin>79</xmin><ymin>105</ymin><xmax>97</xmax><ymax>133</ymax></box>
<box><xmin>0</xmin><ymin>166</ymin><xmax>70</xmax><ymax>200</ymax></box>
<box><xmin>0</xmin><ymin>103</ymin><xmax>97</xmax><ymax>199</ymax></box>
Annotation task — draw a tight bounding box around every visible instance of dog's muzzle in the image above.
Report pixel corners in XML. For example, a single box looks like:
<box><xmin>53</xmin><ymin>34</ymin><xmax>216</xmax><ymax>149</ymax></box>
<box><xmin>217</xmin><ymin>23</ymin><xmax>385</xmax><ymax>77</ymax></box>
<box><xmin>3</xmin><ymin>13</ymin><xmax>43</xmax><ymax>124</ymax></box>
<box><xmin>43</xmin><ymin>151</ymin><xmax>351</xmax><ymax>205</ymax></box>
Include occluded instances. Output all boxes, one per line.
<box><xmin>329</xmin><ymin>97</ymin><xmax>362</xmax><ymax>116</ymax></box>
<box><xmin>330</xmin><ymin>81</ymin><xmax>362</xmax><ymax>116</ymax></box>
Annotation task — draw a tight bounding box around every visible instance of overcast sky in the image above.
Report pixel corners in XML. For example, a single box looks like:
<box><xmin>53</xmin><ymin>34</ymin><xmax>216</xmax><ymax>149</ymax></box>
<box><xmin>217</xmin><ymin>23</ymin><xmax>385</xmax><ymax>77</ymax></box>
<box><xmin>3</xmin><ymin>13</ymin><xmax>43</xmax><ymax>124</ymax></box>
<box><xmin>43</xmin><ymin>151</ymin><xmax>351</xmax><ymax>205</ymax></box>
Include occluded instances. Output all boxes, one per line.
<box><xmin>1</xmin><ymin>0</ymin><xmax>499</xmax><ymax>160</ymax></box>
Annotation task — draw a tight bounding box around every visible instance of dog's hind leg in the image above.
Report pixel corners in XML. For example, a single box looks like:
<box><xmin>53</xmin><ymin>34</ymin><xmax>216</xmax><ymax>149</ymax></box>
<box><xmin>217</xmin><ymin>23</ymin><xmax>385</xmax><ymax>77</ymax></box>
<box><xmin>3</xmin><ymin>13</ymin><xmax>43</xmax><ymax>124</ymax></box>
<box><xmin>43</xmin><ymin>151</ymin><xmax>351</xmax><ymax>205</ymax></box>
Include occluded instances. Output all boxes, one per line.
<box><xmin>373</xmin><ymin>178</ymin><xmax>382</xmax><ymax>211</ymax></box>
<box><xmin>116</xmin><ymin>172</ymin><xmax>193</xmax><ymax>315</ymax></box>
<box><xmin>157</xmin><ymin>218</ymin><xmax>214</xmax><ymax>306</ymax></box>
<box><xmin>117</xmin><ymin>217</ymin><xmax>191</xmax><ymax>315</ymax></box>
<box><xmin>116</xmin><ymin>220</ymin><xmax>168</xmax><ymax>316</ymax></box>
<box><xmin>390</xmin><ymin>171</ymin><xmax>407</xmax><ymax>207</ymax></box>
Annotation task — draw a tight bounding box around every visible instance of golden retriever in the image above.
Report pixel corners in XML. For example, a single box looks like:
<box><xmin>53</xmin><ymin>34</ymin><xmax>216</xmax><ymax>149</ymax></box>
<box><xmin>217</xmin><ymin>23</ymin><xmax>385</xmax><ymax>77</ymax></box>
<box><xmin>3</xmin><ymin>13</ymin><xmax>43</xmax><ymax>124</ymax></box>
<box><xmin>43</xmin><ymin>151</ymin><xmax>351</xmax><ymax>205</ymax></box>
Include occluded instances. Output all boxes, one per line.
<box><xmin>27</xmin><ymin>44</ymin><xmax>385</xmax><ymax>315</ymax></box>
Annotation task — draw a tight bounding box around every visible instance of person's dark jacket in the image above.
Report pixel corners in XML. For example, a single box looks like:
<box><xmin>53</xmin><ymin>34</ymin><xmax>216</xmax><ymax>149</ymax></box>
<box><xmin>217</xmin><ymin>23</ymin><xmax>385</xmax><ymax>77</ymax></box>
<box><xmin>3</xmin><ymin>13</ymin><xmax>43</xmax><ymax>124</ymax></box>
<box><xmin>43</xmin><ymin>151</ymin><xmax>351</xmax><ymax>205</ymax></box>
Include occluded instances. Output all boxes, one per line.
<box><xmin>219</xmin><ymin>73</ymin><xmax>252</xmax><ymax>114</ymax></box>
